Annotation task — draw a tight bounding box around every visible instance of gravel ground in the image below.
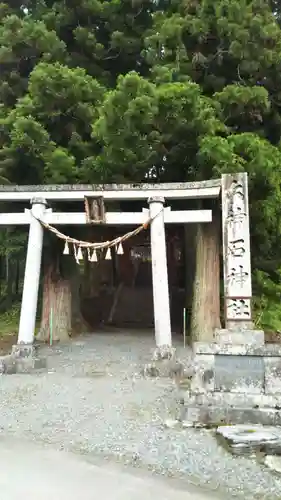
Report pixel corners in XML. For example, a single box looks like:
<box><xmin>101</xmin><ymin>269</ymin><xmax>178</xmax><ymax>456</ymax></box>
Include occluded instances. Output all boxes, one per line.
<box><xmin>1</xmin><ymin>330</ymin><xmax>281</xmax><ymax>499</ymax></box>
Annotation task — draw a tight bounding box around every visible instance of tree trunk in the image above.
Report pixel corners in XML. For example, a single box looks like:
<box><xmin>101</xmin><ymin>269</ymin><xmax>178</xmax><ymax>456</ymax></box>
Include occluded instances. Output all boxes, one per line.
<box><xmin>37</xmin><ymin>263</ymin><xmax>71</xmax><ymax>343</ymax></box>
<box><xmin>70</xmin><ymin>262</ymin><xmax>89</xmax><ymax>335</ymax></box>
<box><xmin>191</xmin><ymin>216</ymin><xmax>221</xmax><ymax>342</ymax></box>
<box><xmin>184</xmin><ymin>224</ymin><xmax>197</xmax><ymax>311</ymax></box>
<box><xmin>37</xmin><ymin>242</ymin><xmax>91</xmax><ymax>342</ymax></box>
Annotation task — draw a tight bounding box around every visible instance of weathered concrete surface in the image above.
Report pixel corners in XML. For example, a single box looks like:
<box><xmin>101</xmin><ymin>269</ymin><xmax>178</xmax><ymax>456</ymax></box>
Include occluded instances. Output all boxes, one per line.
<box><xmin>0</xmin><ymin>438</ymin><xmax>216</xmax><ymax>500</ymax></box>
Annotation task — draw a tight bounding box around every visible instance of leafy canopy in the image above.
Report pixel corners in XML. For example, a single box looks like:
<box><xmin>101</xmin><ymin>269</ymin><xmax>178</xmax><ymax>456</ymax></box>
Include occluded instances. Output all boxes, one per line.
<box><xmin>1</xmin><ymin>0</ymin><xmax>281</xmax><ymax>327</ymax></box>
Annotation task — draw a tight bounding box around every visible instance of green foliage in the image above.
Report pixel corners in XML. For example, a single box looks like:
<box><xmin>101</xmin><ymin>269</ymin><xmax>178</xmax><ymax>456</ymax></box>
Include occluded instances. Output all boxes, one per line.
<box><xmin>0</xmin><ymin>62</ymin><xmax>105</xmax><ymax>182</ymax></box>
<box><xmin>93</xmin><ymin>71</ymin><xmax>225</xmax><ymax>181</ymax></box>
<box><xmin>0</xmin><ymin>228</ymin><xmax>27</xmax><ymax>256</ymax></box>
<box><xmin>0</xmin><ymin>302</ymin><xmax>20</xmax><ymax>325</ymax></box>
<box><xmin>1</xmin><ymin>0</ymin><xmax>281</xmax><ymax>329</ymax></box>
<box><xmin>253</xmin><ymin>270</ymin><xmax>281</xmax><ymax>332</ymax></box>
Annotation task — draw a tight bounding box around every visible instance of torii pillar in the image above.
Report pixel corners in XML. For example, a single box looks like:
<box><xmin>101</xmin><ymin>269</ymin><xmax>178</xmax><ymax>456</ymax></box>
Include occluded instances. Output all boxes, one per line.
<box><xmin>148</xmin><ymin>196</ymin><xmax>172</xmax><ymax>356</ymax></box>
<box><xmin>17</xmin><ymin>197</ymin><xmax>47</xmax><ymax>345</ymax></box>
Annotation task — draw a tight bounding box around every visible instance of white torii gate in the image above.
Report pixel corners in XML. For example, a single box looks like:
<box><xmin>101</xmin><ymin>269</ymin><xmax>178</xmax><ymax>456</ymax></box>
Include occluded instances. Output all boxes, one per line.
<box><xmin>0</xmin><ymin>175</ymin><xmax>253</xmax><ymax>352</ymax></box>
<box><xmin>15</xmin><ymin>196</ymin><xmax>212</xmax><ymax>350</ymax></box>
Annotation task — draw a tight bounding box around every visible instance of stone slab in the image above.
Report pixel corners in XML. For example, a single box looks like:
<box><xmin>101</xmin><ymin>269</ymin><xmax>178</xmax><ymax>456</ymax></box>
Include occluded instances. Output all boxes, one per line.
<box><xmin>193</xmin><ymin>342</ymin><xmax>281</xmax><ymax>357</ymax></box>
<box><xmin>182</xmin><ymin>405</ymin><xmax>281</xmax><ymax>427</ymax></box>
<box><xmin>181</xmin><ymin>391</ymin><xmax>281</xmax><ymax>409</ymax></box>
<box><xmin>217</xmin><ymin>424</ymin><xmax>281</xmax><ymax>456</ymax></box>
<box><xmin>214</xmin><ymin>355</ymin><xmax>264</xmax><ymax>393</ymax></box>
<box><xmin>214</xmin><ymin>329</ymin><xmax>264</xmax><ymax>346</ymax></box>
<box><xmin>265</xmin><ymin>357</ymin><xmax>281</xmax><ymax>394</ymax></box>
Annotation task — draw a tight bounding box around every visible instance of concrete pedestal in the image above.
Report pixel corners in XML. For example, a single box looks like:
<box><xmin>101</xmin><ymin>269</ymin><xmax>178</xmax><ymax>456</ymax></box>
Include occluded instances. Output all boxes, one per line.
<box><xmin>178</xmin><ymin>329</ymin><xmax>281</xmax><ymax>427</ymax></box>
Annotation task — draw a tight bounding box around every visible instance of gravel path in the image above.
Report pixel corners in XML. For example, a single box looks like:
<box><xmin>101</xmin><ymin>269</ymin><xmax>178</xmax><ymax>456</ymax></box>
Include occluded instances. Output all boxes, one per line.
<box><xmin>1</xmin><ymin>330</ymin><xmax>281</xmax><ymax>499</ymax></box>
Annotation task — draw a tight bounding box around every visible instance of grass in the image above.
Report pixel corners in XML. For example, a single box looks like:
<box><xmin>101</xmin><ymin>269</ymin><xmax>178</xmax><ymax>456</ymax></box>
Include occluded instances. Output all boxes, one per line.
<box><xmin>0</xmin><ymin>304</ymin><xmax>38</xmax><ymax>354</ymax></box>
<box><xmin>0</xmin><ymin>304</ymin><xmax>20</xmax><ymax>337</ymax></box>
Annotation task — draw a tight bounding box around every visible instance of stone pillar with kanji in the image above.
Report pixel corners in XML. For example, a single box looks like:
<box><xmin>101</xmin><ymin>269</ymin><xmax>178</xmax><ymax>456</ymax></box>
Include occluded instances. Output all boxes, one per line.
<box><xmin>221</xmin><ymin>172</ymin><xmax>253</xmax><ymax>330</ymax></box>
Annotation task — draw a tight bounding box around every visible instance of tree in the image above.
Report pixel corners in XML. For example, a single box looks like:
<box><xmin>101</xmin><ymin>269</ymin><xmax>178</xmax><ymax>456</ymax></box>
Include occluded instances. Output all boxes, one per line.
<box><xmin>1</xmin><ymin>0</ymin><xmax>281</xmax><ymax>337</ymax></box>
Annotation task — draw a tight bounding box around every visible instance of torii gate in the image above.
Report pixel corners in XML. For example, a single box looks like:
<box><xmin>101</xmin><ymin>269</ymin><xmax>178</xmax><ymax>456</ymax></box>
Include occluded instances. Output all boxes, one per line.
<box><xmin>0</xmin><ymin>173</ymin><xmax>253</xmax><ymax>354</ymax></box>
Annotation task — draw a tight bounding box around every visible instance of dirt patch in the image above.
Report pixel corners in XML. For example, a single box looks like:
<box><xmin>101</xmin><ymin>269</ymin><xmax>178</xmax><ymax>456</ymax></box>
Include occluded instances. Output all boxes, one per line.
<box><xmin>0</xmin><ymin>333</ymin><xmax>17</xmax><ymax>355</ymax></box>
<box><xmin>265</xmin><ymin>331</ymin><xmax>281</xmax><ymax>343</ymax></box>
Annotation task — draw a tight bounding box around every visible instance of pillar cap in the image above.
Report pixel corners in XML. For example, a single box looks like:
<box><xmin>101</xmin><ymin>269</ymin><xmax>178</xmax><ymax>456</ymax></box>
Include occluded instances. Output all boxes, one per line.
<box><xmin>148</xmin><ymin>196</ymin><xmax>165</xmax><ymax>204</ymax></box>
<box><xmin>30</xmin><ymin>197</ymin><xmax>47</xmax><ymax>206</ymax></box>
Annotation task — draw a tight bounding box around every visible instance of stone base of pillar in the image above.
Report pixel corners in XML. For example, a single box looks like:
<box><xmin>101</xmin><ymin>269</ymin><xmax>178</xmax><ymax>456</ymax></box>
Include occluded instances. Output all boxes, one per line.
<box><xmin>142</xmin><ymin>358</ymin><xmax>184</xmax><ymax>378</ymax></box>
<box><xmin>175</xmin><ymin>330</ymin><xmax>281</xmax><ymax>427</ymax></box>
<box><xmin>0</xmin><ymin>344</ymin><xmax>47</xmax><ymax>375</ymax></box>
<box><xmin>142</xmin><ymin>345</ymin><xmax>193</xmax><ymax>379</ymax></box>
<box><xmin>152</xmin><ymin>345</ymin><xmax>176</xmax><ymax>361</ymax></box>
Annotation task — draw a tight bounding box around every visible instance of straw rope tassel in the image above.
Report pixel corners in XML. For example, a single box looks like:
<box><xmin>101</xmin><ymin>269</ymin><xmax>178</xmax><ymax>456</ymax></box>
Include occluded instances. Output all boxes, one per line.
<box><xmin>105</xmin><ymin>248</ymin><xmax>111</xmax><ymax>260</ymax></box>
<box><xmin>117</xmin><ymin>242</ymin><xmax>124</xmax><ymax>255</ymax></box>
<box><xmin>63</xmin><ymin>240</ymin><xmax>70</xmax><ymax>255</ymax></box>
<box><xmin>77</xmin><ymin>246</ymin><xmax>83</xmax><ymax>261</ymax></box>
<box><xmin>90</xmin><ymin>249</ymin><xmax>98</xmax><ymax>262</ymax></box>
<box><xmin>73</xmin><ymin>245</ymin><xmax>80</xmax><ymax>264</ymax></box>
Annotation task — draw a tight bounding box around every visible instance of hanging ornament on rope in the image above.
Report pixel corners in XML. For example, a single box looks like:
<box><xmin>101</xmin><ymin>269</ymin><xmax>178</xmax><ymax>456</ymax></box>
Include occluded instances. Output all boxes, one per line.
<box><xmin>34</xmin><ymin>207</ymin><xmax>161</xmax><ymax>267</ymax></box>
<box><xmin>77</xmin><ymin>246</ymin><xmax>83</xmax><ymax>261</ymax></box>
<box><xmin>116</xmin><ymin>242</ymin><xmax>124</xmax><ymax>255</ymax></box>
<box><xmin>105</xmin><ymin>247</ymin><xmax>112</xmax><ymax>260</ymax></box>
<box><xmin>63</xmin><ymin>240</ymin><xmax>70</xmax><ymax>255</ymax></box>
<box><xmin>73</xmin><ymin>245</ymin><xmax>79</xmax><ymax>264</ymax></box>
<box><xmin>90</xmin><ymin>249</ymin><xmax>98</xmax><ymax>262</ymax></box>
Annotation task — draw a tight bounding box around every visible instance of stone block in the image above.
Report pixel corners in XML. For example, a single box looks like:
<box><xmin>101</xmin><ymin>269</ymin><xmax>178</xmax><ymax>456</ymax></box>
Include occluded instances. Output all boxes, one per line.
<box><xmin>183</xmin><ymin>406</ymin><xmax>208</xmax><ymax>424</ymax></box>
<box><xmin>181</xmin><ymin>391</ymin><xmax>280</xmax><ymax>409</ymax></box>
<box><xmin>214</xmin><ymin>354</ymin><xmax>264</xmax><ymax>393</ymax></box>
<box><xmin>189</xmin><ymin>354</ymin><xmax>215</xmax><ymax>393</ymax></box>
<box><xmin>214</xmin><ymin>329</ymin><xmax>264</xmax><ymax>346</ymax></box>
<box><xmin>182</xmin><ymin>405</ymin><xmax>281</xmax><ymax>427</ymax></box>
<box><xmin>193</xmin><ymin>342</ymin><xmax>281</xmax><ymax>357</ymax></box>
<box><xmin>265</xmin><ymin>357</ymin><xmax>281</xmax><ymax>394</ymax></box>
<box><xmin>193</xmin><ymin>343</ymin><xmax>248</xmax><ymax>355</ymax></box>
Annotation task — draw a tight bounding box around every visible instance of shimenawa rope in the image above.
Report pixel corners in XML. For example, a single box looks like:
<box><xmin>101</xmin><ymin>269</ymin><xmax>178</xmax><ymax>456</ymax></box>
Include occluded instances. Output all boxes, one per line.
<box><xmin>32</xmin><ymin>208</ymin><xmax>163</xmax><ymax>263</ymax></box>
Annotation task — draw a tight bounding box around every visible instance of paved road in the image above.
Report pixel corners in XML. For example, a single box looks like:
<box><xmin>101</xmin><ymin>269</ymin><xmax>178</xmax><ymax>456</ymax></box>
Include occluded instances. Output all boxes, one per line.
<box><xmin>0</xmin><ymin>438</ymin><xmax>220</xmax><ymax>500</ymax></box>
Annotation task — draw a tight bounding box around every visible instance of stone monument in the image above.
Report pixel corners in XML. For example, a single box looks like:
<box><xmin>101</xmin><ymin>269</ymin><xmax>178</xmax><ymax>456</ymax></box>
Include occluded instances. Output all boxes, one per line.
<box><xmin>180</xmin><ymin>172</ymin><xmax>281</xmax><ymax>427</ymax></box>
